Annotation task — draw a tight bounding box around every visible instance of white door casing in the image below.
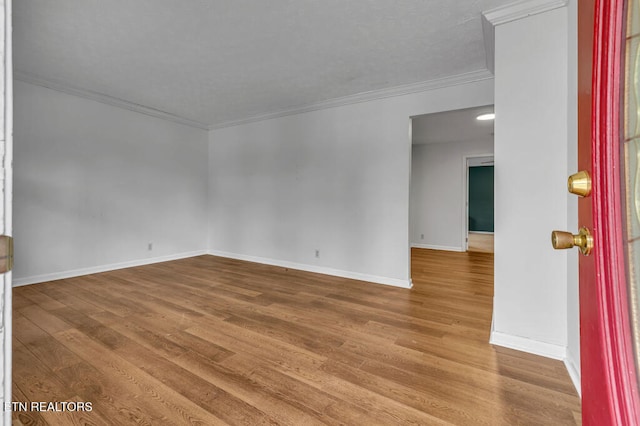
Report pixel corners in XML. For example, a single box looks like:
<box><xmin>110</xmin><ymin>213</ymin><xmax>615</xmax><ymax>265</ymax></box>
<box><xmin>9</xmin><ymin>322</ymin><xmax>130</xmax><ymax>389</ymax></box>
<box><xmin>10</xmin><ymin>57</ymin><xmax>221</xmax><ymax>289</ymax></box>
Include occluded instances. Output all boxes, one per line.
<box><xmin>0</xmin><ymin>0</ymin><xmax>13</xmax><ymax>424</ymax></box>
<box><xmin>462</xmin><ymin>154</ymin><xmax>493</xmax><ymax>251</ymax></box>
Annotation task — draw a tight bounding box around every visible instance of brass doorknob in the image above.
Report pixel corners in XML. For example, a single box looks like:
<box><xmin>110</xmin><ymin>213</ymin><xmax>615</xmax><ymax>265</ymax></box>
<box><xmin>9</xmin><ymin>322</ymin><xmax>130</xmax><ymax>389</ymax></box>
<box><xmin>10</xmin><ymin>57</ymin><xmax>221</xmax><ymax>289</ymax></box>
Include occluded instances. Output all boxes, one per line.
<box><xmin>551</xmin><ymin>227</ymin><xmax>594</xmax><ymax>255</ymax></box>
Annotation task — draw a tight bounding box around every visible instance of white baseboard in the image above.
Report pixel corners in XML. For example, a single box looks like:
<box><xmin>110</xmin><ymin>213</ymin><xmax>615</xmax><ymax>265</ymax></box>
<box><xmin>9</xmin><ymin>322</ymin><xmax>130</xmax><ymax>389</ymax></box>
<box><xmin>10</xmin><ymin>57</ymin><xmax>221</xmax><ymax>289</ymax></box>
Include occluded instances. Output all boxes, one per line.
<box><xmin>13</xmin><ymin>248</ymin><xmax>413</xmax><ymax>290</ymax></box>
<box><xmin>208</xmin><ymin>249</ymin><xmax>413</xmax><ymax>289</ymax></box>
<box><xmin>564</xmin><ymin>350</ymin><xmax>582</xmax><ymax>397</ymax></box>
<box><xmin>411</xmin><ymin>243</ymin><xmax>464</xmax><ymax>252</ymax></box>
<box><xmin>12</xmin><ymin>250</ymin><xmax>209</xmax><ymax>287</ymax></box>
<box><xmin>490</xmin><ymin>330</ymin><xmax>566</xmax><ymax>360</ymax></box>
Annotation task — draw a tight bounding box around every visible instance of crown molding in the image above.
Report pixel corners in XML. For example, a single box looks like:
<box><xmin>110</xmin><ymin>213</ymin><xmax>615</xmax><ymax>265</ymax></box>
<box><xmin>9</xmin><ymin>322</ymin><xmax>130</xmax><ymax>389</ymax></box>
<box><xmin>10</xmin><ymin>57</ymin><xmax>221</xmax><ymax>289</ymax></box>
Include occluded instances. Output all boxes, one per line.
<box><xmin>14</xmin><ymin>70</ymin><xmax>210</xmax><ymax>130</ymax></box>
<box><xmin>16</xmin><ymin>68</ymin><xmax>495</xmax><ymax>132</ymax></box>
<box><xmin>482</xmin><ymin>0</ymin><xmax>568</xmax><ymax>74</ymax></box>
<box><xmin>482</xmin><ymin>0</ymin><xmax>568</xmax><ymax>26</ymax></box>
<box><xmin>414</xmin><ymin>135</ymin><xmax>494</xmax><ymax>146</ymax></box>
<box><xmin>208</xmin><ymin>69</ymin><xmax>494</xmax><ymax>130</ymax></box>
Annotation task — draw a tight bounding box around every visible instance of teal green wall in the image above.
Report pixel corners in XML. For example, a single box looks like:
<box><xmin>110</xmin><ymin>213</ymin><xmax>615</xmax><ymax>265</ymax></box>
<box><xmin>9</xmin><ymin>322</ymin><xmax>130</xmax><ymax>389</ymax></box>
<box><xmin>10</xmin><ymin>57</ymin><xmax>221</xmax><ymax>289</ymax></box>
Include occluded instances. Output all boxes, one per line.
<box><xmin>468</xmin><ymin>166</ymin><xmax>494</xmax><ymax>232</ymax></box>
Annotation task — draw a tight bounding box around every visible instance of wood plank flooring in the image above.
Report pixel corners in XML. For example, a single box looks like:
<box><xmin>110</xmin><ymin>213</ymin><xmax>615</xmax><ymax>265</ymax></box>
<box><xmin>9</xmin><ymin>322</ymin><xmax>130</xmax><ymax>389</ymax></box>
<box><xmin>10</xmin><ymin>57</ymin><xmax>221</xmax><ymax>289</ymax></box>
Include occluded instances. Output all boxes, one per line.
<box><xmin>12</xmin><ymin>249</ymin><xmax>581</xmax><ymax>425</ymax></box>
<box><xmin>467</xmin><ymin>233</ymin><xmax>494</xmax><ymax>253</ymax></box>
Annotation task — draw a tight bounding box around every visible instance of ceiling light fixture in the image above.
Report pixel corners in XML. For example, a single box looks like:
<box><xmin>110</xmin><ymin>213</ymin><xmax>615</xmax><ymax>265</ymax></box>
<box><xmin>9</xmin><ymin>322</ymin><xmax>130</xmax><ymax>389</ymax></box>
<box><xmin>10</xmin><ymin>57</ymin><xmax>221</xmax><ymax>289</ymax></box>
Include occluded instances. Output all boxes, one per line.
<box><xmin>476</xmin><ymin>113</ymin><xmax>495</xmax><ymax>121</ymax></box>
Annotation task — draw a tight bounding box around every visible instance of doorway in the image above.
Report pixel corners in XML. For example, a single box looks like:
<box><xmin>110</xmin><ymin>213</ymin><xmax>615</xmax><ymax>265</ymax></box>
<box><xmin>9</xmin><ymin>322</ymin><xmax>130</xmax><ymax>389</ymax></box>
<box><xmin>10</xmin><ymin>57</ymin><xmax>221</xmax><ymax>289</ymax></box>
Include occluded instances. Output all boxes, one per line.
<box><xmin>409</xmin><ymin>105</ymin><xmax>494</xmax><ymax>256</ymax></box>
<box><xmin>465</xmin><ymin>155</ymin><xmax>494</xmax><ymax>253</ymax></box>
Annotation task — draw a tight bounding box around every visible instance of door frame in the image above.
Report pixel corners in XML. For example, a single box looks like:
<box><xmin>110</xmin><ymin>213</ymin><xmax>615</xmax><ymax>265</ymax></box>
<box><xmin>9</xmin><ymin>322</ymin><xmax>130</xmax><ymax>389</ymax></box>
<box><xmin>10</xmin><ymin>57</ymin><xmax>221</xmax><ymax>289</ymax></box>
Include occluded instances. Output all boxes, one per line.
<box><xmin>1</xmin><ymin>0</ymin><xmax>13</xmax><ymax>422</ymax></box>
<box><xmin>462</xmin><ymin>154</ymin><xmax>494</xmax><ymax>251</ymax></box>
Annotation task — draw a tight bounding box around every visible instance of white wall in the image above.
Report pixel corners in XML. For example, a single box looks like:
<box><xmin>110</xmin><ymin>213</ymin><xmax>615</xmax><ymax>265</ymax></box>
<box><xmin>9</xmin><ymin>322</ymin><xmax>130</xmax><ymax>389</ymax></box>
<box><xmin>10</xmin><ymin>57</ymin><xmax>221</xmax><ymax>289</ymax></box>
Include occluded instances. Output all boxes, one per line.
<box><xmin>565</xmin><ymin>0</ymin><xmax>581</xmax><ymax>394</ymax></box>
<box><xmin>208</xmin><ymin>79</ymin><xmax>494</xmax><ymax>287</ymax></box>
<box><xmin>492</xmin><ymin>7</ymin><xmax>570</xmax><ymax>358</ymax></box>
<box><xmin>410</xmin><ymin>139</ymin><xmax>493</xmax><ymax>251</ymax></box>
<box><xmin>13</xmin><ymin>81</ymin><xmax>209</xmax><ymax>284</ymax></box>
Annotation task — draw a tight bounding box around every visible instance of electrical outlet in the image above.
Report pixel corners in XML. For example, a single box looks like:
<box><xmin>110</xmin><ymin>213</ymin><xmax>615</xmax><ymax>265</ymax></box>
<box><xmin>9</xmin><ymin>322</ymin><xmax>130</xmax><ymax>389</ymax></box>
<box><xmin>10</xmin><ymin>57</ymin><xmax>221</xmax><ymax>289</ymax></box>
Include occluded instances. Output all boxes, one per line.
<box><xmin>148</xmin><ymin>243</ymin><xmax>153</xmax><ymax>251</ymax></box>
<box><xmin>315</xmin><ymin>249</ymin><xmax>320</xmax><ymax>258</ymax></box>
<box><xmin>421</xmin><ymin>234</ymin><xmax>424</xmax><ymax>240</ymax></box>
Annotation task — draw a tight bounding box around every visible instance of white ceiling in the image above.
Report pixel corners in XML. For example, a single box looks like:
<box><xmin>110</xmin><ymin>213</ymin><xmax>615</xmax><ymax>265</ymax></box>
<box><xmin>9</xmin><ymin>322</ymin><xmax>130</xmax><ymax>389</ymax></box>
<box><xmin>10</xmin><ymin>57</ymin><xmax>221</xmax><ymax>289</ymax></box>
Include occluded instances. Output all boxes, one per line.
<box><xmin>14</xmin><ymin>1</ymin><xmax>512</xmax><ymax>128</ymax></box>
<box><xmin>412</xmin><ymin>105</ymin><xmax>494</xmax><ymax>145</ymax></box>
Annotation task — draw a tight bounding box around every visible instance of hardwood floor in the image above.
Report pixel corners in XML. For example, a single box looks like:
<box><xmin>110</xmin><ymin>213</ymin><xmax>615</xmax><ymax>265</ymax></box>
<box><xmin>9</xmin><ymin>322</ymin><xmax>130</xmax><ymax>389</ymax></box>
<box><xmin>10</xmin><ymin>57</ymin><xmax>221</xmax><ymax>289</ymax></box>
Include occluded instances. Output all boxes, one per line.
<box><xmin>467</xmin><ymin>232</ymin><xmax>494</xmax><ymax>253</ymax></box>
<box><xmin>12</xmin><ymin>249</ymin><xmax>581</xmax><ymax>425</ymax></box>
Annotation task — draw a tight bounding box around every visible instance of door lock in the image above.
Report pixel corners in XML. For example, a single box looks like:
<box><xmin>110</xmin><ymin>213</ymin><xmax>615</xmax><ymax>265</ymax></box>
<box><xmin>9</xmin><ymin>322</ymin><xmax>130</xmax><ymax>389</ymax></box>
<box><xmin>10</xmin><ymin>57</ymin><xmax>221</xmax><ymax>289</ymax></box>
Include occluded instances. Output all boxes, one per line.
<box><xmin>567</xmin><ymin>170</ymin><xmax>592</xmax><ymax>197</ymax></box>
<box><xmin>0</xmin><ymin>236</ymin><xmax>13</xmax><ymax>273</ymax></box>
